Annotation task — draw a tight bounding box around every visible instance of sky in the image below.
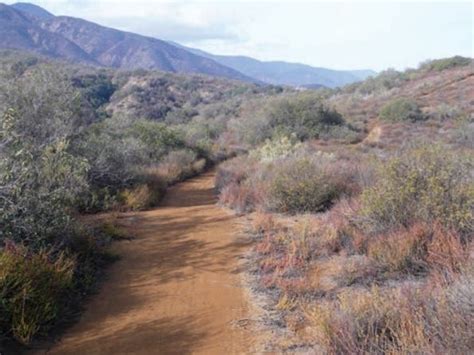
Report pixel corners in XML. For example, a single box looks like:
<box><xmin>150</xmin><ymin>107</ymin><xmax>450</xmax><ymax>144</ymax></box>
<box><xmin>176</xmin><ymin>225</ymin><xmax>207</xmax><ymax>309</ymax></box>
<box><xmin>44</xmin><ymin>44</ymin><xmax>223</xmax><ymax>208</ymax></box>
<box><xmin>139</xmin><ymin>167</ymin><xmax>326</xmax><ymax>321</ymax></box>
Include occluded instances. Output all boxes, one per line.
<box><xmin>6</xmin><ymin>0</ymin><xmax>473</xmax><ymax>71</ymax></box>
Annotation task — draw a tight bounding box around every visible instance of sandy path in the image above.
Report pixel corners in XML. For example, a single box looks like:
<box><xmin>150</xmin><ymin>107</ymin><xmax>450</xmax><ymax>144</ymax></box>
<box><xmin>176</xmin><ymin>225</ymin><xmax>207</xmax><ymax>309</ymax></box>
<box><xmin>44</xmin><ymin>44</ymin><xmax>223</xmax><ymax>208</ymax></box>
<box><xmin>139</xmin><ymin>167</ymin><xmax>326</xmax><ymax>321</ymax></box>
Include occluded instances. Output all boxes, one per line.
<box><xmin>40</xmin><ymin>171</ymin><xmax>254</xmax><ymax>354</ymax></box>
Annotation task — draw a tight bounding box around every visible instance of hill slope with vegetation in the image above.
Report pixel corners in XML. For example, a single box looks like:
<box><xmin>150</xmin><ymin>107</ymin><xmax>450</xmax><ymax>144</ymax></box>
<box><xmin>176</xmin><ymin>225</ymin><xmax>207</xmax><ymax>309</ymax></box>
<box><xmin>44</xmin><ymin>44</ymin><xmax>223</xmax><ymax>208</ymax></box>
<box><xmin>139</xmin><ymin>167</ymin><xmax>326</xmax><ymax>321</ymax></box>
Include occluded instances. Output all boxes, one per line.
<box><xmin>0</xmin><ymin>51</ymin><xmax>472</xmax><ymax>352</ymax></box>
<box><xmin>0</xmin><ymin>50</ymin><xmax>286</xmax><ymax>348</ymax></box>
<box><xmin>215</xmin><ymin>56</ymin><xmax>473</xmax><ymax>352</ymax></box>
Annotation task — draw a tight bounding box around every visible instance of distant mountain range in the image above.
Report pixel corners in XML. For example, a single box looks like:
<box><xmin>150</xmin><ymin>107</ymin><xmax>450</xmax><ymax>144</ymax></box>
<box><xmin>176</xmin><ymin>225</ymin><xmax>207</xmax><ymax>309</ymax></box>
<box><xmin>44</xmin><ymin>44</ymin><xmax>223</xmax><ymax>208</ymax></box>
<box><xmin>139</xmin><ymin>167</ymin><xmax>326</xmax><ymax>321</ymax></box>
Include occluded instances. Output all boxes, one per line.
<box><xmin>171</xmin><ymin>42</ymin><xmax>376</xmax><ymax>87</ymax></box>
<box><xmin>1</xmin><ymin>2</ymin><xmax>253</xmax><ymax>82</ymax></box>
<box><xmin>1</xmin><ymin>2</ymin><xmax>376</xmax><ymax>87</ymax></box>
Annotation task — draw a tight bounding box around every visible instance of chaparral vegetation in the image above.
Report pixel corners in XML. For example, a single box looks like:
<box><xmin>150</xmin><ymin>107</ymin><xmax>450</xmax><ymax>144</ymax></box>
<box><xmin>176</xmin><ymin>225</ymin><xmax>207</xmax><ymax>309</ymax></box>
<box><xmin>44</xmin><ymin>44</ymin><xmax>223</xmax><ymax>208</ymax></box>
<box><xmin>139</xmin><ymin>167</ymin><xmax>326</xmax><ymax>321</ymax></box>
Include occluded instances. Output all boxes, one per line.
<box><xmin>1</xmin><ymin>47</ymin><xmax>473</xmax><ymax>353</ymax></box>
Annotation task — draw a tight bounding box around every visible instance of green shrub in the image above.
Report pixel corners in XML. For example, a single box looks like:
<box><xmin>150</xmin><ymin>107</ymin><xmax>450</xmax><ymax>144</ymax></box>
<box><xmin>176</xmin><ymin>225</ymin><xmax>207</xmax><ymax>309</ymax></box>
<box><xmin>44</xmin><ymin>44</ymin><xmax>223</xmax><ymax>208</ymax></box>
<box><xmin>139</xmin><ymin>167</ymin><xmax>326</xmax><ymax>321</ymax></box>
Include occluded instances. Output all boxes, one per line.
<box><xmin>100</xmin><ymin>221</ymin><xmax>129</xmax><ymax>241</ymax></box>
<box><xmin>75</xmin><ymin>115</ymin><xmax>204</xmax><ymax>212</ymax></box>
<box><xmin>127</xmin><ymin>120</ymin><xmax>185</xmax><ymax>161</ymax></box>
<box><xmin>361</xmin><ymin>144</ymin><xmax>474</xmax><ymax>234</ymax></box>
<box><xmin>267</xmin><ymin>153</ymin><xmax>352</xmax><ymax>213</ymax></box>
<box><xmin>1</xmin><ymin>110</ymin><xmax>89</xmax><ymax>248</ymax></box>
<box><xmin>343</xmin><ymin>69</ymin><xmax>407</xmax><ymax>95</ymax></box>
<box><xmin>0</xmin><ymin>65</ymin><xmax>94</xmax><ymax>144</ymax></box>
<box><xmin>155</xmin><ymin>149</ymin><xmax>205</xmax><ymax>184</ymax></box>
<box><xmin>379</xmin><ymin>98</ymin><xmax>424</xmax><ymax>122</ymax></box>
<box><xmin>120</xmin><ymin>175</ymin><xmax>166</xmax><ymax>211</ymax></box>
<box><xmin>71</xmin><ymin>72</ymin><xmax>116</xmax><ymax>113</ymax></box>
<box><xmin>0</xmin><ymin>244</ymin><xmax>75</xmax><ymax>344</ymax></box>
<box><xmin>74</xmin><ymin>119</ymin><xmax>145</xmax><ymax>196</ymax></box>
<box><xmin>249</xmin><ymin>134</ymin><xmax>301</xmax><ymax>162</ymax></box>
<box><xmin>268</xmin><ymin>95</ymin><xmax>345</xmax><ymax>140</ymax></box>
<box><xmin>419</xmin><ymin>56</ymin><xmax>472</xmax><ymax>72</ymax></box>
<box><xmin>178</xmin><ymin>117</ymin><xmax>225</xmax><ymax>156</ymax></box>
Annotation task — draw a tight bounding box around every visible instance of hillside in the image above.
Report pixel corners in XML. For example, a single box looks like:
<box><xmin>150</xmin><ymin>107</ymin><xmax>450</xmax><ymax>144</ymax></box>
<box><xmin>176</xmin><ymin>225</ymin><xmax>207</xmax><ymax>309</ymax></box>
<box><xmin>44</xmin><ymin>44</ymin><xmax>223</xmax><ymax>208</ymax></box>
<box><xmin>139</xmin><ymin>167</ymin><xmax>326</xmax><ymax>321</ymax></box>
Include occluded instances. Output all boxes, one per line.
<box><xmin>0</xmin><ymin>46</ymin><xmax>472</xmax><ymax>353</ymax></box>
<box><xmin>0</xmin><ymin>3</ymin><xmax>96</xmax><ymax>64</ymax></box>
<box><xmin>213</xmin><ymin>56</ymin><xmax>473</xmax><ymax>352</ymax></box>
<box><xmin>10</xmin><ymin>2</ymin><xmax>53</xmax><ymax>19</ymax></box>
<box><xmin>1</xmin><ymin>2</ymin><xmax>376</xmax><ymax>87</ymax></box>
<box><xmin>0</xmin><ymin>3</ymin><xmax>255</xmax><ymax>82</ymax></box>
<box><xmin>327</xmin><ymin>59</ymin><xmax>474</xmax><ymax>149</ymax></box>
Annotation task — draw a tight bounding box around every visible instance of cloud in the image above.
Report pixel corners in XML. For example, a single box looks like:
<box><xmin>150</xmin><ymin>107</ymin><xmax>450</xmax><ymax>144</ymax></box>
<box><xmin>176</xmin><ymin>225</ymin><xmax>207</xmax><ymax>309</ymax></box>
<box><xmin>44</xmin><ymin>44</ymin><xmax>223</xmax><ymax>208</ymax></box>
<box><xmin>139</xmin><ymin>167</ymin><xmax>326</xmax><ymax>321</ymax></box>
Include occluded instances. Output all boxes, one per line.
<box><xmin>27</xmin><ymin>0</ymin><xmax>250</xmax><ymax>42</ymax></box>
<box><xmin>101</xmin><ymin>16</ymin><xmax>240</xmax><ymax>43</ymax></box>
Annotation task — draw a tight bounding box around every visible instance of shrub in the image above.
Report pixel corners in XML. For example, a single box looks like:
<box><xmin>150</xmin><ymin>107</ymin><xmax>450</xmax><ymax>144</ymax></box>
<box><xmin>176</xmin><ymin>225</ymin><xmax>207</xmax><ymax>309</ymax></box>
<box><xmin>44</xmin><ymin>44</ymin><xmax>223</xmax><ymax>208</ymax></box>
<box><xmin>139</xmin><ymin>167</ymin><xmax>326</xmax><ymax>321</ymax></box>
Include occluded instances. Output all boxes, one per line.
<box><xmin>254</xmin><ymin>219</ymin><xmax>313</xmax><ymax>292</ymax></box>
<box><xmin>228</xmin><ymin>112</ymin><xmax>273</xmax><ymax>146</ymax></box>
<box><xmin>120</xmin><ymin>175</ymin><xmax>166</xmax><ymax>211</ymax></box>
<box><xmin>361</xmin><ymin>144</ymin><xmax>474</xmax><ymax>234</ymax></box>
<box><xmin>178</xmin><ymin>118</ymin><xmax>225</xmax><ymax>158</ymax></box>
<box><xmin>249</xmin><ymin>134</ymin><xmax>301</xmax><ymax>162</ymax></box>
<box><xmin>71</xmin><ymin>72</ymin><xmax>116</xmax><ymax>114</ymax></box>
<box><xmin>155</xmin><ymin>149</ymin><xmax>205</xmax><ymax>184</ymax></box>
<box><xmin>0</xmin><ymin>65</ymin><xmax>94</xmax><ymax>146</ymax></box>
<box><xmin>75</xmin><ymin>122</ymin><xmax>142</xmax><ymax>192</ymax></box>
<box><xmin>419</xmin><ymin>56</ymin><xmax>472</xmax><ymax>72</ymax></box>
<box><xmin>75</xmin><ymin>117</ymin><xmax>193</xmax><ymax>211</ymax></box>
<box><xmin>267</xmin><ymin>95</ymin><xmax>345</xmax><ymax>140</ymax></box>
<box><xmin>218</xmin><ymin>183</ymin><xmax>256</xmax><ymax>214</ymax></box>
<box><xmin>0</xmin><ymin>244</ymin><xmax>75</xmax><ymax>344</ymax></box>
<box><xmin>306</xmin><ymin>270</ymin><xmax>474</xmax><ymax>354</ymax></box>
<box><xmin>127</xmin><ymin>120</ymin><xmax>185</xmax><ymax>161</ymax></box>
<box><xmin>430</xmin><ymin>103</ymin><xmax>464</xmax><ymax>121</ymax></box>
<box><xmin>307</xmin><ymin>287</ymin><xmax>427</xmax><ymax>353</ymax></box>
<box><xmin>426</xmin><ymin>225</ymin><xmax>468</xmax><ymax>275</ymax></box>
<box><xmin>379</xmin><ymin>98</ymin><xmax>424</xmax><ymax>122</ymax></box>
<box><xmin>251</xmin><ymin>212</ymin><xmax>278</xmax><ymax>236</ymax></box>
<box><xmin>318</xmin><ymin>124</ymin><xmax>363</xmax><ymax>143</ymax></box>
<box><xmin>344</xmin><ymin>68</ymin><xmax>407</xmax><ymax>95</ymax></box>
<box><xmin>267</xmin><ymin>153</ymin><xmax>355</xmax><ymax>213</ymax></box>
<box><xmin>1</xmin><ymin>110</ymin><xmax>89</xmax><ymax>248</ymax></box>
<box><xmin>367</xmin><ymin>223</ymin><xmax>429</xmax><ymax>274</ymax></box>
<box><xmin>100</xmin><ymin>220</ymin><xmax>129</xmax><ymax>241</ymax></box>
<box><xmin>215</xmin><ymin>156</ymin><xmax>255</xmax><ymax>192</ymax></box>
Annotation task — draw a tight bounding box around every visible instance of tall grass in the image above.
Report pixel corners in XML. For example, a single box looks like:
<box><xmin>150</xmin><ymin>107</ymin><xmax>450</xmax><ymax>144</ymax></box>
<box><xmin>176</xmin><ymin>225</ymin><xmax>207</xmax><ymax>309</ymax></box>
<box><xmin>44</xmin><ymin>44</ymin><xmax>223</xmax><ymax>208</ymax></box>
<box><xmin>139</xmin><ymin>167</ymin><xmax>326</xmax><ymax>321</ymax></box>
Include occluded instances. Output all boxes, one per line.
<box><xmin>0</xmin><ymin>243</ymin><xmax>74</xmax><ymax>344</ymax></box>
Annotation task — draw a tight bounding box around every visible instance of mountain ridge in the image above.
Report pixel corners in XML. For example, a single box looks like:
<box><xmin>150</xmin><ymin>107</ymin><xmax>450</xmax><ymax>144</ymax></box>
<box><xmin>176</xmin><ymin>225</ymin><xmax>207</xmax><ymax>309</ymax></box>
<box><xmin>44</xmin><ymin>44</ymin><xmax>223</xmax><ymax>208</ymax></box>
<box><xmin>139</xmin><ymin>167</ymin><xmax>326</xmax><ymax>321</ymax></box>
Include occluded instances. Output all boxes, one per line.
<box><xmin>0</xmin><ymin>3</ymin><xmax>98</xmax><ymax>64</ymax></box>
<box><xmin>2</xmin><ymin>2</ymin><xmax>376</xmax><ymax>87</ymax></box>
<box><xmin>0</xmin><ymin>3</ymin><xmax>256</xmax><ymax>82</ymax></box>
<box><xmin>170</xmin><ymin>41</ymin><xmax>377</xmax><ymax>88</ymax></box>
<box><xmin>11</xmin><ymin>2</ymin><xmax>54</xmax><ymax>20</ymax></box>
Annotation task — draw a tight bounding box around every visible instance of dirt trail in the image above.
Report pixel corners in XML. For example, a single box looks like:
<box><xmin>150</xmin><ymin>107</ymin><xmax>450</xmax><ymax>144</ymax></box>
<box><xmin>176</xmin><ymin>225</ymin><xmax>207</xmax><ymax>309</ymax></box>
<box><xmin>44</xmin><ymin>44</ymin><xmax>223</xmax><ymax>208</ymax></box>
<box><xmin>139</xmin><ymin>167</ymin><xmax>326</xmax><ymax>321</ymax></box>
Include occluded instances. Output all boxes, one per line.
<box><xmin>41</xmin><ymin>171</ymin><xmax>255</xmax><ymax>354</ymax></box>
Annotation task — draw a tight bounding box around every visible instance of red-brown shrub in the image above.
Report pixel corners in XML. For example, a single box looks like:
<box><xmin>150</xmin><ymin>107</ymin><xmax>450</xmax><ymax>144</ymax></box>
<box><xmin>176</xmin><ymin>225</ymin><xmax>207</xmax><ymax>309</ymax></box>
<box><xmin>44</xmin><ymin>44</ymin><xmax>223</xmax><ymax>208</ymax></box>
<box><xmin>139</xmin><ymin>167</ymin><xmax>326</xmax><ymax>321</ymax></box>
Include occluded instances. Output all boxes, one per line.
<box><xmin>427</xmin><ymin>224</ymin><xmax>469</xmax><ymax>274</ymax></box>
<box><xmin>367</xmin><ymin>223</ymin><xmax>430</xmax><ymax>274</ymax></box>
<box><xmin>215</xmin><ymin>155</ymin><xmax>256</xmax><ymax>192</ymax></box>
<box><xmin>251</xmin><ymin>212</ymin><xmax>278</xmax><ymax>235</ymax></box>
<box><xmin>218</xmin><ymin>182</ymin><xmax>255</xmax><ymax>214</ymax></box>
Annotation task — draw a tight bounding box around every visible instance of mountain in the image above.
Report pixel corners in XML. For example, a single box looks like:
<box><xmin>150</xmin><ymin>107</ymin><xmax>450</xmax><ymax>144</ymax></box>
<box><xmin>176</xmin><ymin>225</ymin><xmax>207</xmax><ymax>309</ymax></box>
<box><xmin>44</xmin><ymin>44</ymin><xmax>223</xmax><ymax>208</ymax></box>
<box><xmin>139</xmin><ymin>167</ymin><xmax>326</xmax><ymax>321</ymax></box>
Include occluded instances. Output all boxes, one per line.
<box><xmin>0</xmin><ymin>3</ymin><xmax>97</xmax><ymax>64</ymax></box>
<box><xmin>171</xmin><ymin>42</ymin><xmax>377</xmax><ymax>88</ymax></box>
<box><xmin>2</xmin><ymin>2</ymin><xmax>376</xmax><ymax>87</ymax></box>
<box><xmin>11</xmin><ymin>2</ymin><xmax>54</xmax><ymax>20</ymax></box>
<box><xmin>0</xmin><ymin>3</ymin><xmax>255</xmax><ymax>82</ymax></box>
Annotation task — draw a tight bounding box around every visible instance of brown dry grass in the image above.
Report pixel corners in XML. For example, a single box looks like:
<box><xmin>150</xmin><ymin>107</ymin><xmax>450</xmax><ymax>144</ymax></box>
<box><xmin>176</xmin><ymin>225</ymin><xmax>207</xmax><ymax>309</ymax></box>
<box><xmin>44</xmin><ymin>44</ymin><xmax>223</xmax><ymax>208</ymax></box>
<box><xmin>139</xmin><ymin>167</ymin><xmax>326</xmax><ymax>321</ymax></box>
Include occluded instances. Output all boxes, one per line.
<box><xmin>216</xmin><ymin>64</ymin><xmax>474</xmax><ymax>353</ymax></box>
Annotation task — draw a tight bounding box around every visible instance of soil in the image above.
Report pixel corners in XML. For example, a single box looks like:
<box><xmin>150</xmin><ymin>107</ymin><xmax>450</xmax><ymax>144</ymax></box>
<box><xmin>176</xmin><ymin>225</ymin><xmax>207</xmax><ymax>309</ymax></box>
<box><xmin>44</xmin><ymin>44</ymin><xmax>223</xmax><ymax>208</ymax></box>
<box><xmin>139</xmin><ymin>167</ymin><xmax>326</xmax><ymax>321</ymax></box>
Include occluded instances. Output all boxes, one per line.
<box><xmin>37</xmin><ymin>171</ymin><xmax>256</xmax><ymax>354</ymax></box>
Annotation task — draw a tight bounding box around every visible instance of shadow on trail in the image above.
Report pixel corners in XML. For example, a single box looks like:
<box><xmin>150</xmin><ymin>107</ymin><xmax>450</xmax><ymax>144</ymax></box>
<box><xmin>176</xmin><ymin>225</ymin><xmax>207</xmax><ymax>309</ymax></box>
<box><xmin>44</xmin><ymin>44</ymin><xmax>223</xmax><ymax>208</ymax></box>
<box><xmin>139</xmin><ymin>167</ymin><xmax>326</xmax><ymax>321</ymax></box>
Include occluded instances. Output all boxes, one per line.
<box><xmin>34</xmin><ymin>170</ymin><xmax>251</xmax><ymax>354</ymax></box>
<box><xmin>127</xmin><ymin>211</ymin><xmax>249</xmax><ymax>285</ymax></box>
<box><xmin>43</xmin><ymin>316</ymin><xmax>208</xmax><ymax>355</ymax></box>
